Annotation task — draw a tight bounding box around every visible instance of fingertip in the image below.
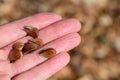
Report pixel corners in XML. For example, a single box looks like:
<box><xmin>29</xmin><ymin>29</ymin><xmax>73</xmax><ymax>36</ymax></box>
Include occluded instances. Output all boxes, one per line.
<box><xmin>67</xmin><ymin>18</ymin><xmax>81</xmax><ymax>31</ymax></box>
<box><xmin>74</xmin><ymin>33</ymin><xmax>81</xmax><ymax>47</ymax></box>
<box><xmin>63</xmin><ymin>52</ymin><xmax>70</xmax><ymax>65</ymax></box>
<box><xmin>66</xmin><ymin>33</ymin><xmax>81</xmax><ymax>48</ymax></box>
<box><xmin>57</xmin><ymin>52</ymin><xmax>70</xmax><ymax>65</ymax></box>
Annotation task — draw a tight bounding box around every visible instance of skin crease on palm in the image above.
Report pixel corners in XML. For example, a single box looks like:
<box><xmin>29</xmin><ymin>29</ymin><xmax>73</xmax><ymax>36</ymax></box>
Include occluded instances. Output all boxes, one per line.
<box><xmin>0</xmin><ymin>13</ymin><xmax>81</xmax><ymax>80</ymax></box>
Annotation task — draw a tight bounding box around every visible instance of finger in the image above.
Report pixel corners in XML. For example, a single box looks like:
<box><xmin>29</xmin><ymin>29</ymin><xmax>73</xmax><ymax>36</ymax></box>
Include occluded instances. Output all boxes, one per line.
<box><xmin>0</xmin><ymin>50</ymin><xmax>7</xmax><ymax>60</ymax></box>
<box><xmin>0</xmin><ymin>13</ymin><xmax>62</xmax><ymax>48</ymax></box>
<box><xmin>11</xmin><ymin>33</ymin><xmax>80</xmax><ymax>76</ymax></box>
<box><xmin>0</xmin><ymin>60</ymin><xmax>11</xmax><ymax>80</ymax></box>
<box><xmin>38</xmin><ymin>19</ymin><xmax>81</xmax><ymax>43</ymax></box>
<box><xmin>4</xmin><ymin>19</ymin><xmax>81</xmax><ymax>58</ymax></box>
<box><xmin>12</xmin><ymin>52</ymin><xmax>70</xmax><ymax>80</ymax></box>
<box><xmin>0</xmin><ymin>74</ymin><xmax>10</xmax><ymax>80</ymax></box>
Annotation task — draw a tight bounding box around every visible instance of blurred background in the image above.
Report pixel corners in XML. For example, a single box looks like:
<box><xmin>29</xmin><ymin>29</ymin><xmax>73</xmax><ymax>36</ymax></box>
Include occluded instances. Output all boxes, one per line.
<box><xmin>0</xmin><ymin>0</ymin><xmax>120</xmax><ymax>80</ymax></box>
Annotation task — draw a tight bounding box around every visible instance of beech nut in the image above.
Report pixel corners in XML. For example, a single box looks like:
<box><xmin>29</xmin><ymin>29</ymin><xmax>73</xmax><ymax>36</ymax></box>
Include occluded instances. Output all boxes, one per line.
<box><xmin>22</xmin><ymin>38</ymin><xmax>43</xmax><ymax>54</ymax></box>
<box><xmin>8</xmin><ymin>42</ymin><xmax>24</xmax><ymax>63</ymax></box>
<box><xmin>24</xmin><ymin>26</ymin><xmax>39</xmax><ymax>38</ymax></box>
<box><xmin>12</xmin><ymin>42</ymin><xmax>24</xmax><ymax>50</ymax></box>
<box><xmin>39</xmin><ymin>48</ymin><xmax>56</xmax><ymax>58</ymax></box>
<box><xmin>30</xmin><ymin>38</ymin><xmax>43</xmax><ymax>46</ymax></box>
<box><xmin>22</xmin><ymin>41</ymin><xmax>39</xmax><ymax>54</ymax></box>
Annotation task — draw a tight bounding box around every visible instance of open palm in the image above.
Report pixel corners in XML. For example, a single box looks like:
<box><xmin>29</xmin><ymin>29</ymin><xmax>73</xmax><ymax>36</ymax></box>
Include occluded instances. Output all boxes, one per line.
<box><xmin>0</xmin><ymin>13</ymin><xmax>81</xmax><ymax>80</ymax></box>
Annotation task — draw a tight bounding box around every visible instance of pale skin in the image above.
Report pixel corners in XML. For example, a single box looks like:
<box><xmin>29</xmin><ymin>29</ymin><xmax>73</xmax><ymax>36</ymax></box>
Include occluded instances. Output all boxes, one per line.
<box><xmin>0</xmin><ymin>13</ymin><xmax>81</xmax><ymax>80</ymax></box>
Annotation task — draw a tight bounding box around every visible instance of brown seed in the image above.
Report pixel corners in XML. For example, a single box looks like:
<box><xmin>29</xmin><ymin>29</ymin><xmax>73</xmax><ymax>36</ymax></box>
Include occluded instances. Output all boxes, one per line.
<box><xmin>22</xmin><ymin>41</ymin><xmax>40</xmax><ymax>54</ymax></box>
<box><xmin>24</xmin><ymin>26</ymin><xmax>39</xmax><ymax>38</ymax></box>
<box><xmin>12</xmin><ymin>42</ymin><xmax>24</xmax><ymax>50</ymax></box>
<box><xmin>39</xmin><ymin>48</ymin><xmax>56</xmax><ymax>58</ymax></box>
<box><xmin>8</xmin><ymin>42</ymin><xmax>24</xmax><ymax>62</ymax></box>
<box><xmin>30</xmin><ymin>38</ymin><xmax>43</xmax><ymax>46</ymax></box>
<box><xmin>22</xmin><ymin>38</ymin><xmax>43</xmax><ymax>54</ymax></box>
<box><xmin>8</xmin><ymin>49</ymin><xmax>23</xmax><ymax>63</ymax></box>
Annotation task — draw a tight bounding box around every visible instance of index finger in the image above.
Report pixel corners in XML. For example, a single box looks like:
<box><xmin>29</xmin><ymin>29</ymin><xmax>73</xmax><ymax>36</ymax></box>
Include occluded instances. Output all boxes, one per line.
<box><xmin>0</xmin><ymin>13</ymin><xmax>61</xmax><ymax>48</ymax></box>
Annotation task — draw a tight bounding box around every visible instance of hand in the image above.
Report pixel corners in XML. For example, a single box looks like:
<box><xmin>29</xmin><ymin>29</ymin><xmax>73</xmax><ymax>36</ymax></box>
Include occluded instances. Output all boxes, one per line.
<box><xmin>0</xmin><ymin>13</ymin><xmax>81</xmax><ymax>80</ymax></box>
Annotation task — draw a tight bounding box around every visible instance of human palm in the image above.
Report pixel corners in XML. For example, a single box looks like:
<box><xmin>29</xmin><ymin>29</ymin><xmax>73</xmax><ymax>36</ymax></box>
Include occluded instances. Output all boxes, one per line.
<box><xmin>0</xmin><ymin>13</ymin><xmax>81</xmax><ymax>80</ymax></box>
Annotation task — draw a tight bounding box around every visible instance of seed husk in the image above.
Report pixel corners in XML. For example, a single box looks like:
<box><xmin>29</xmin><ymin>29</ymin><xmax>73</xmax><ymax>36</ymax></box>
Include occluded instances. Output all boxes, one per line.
<box><xmin>30</xmin><ymin>38</ymin><xmax>43</xmax><ymax>46</ymax></box>
<box><xmin>39</xmin><ymin>48</ymin><xmax>56</xmax><ymax>58</ymax></box>
<box><xmin>8</xmin><ymin>42</ymin><xmax>24</xmax><ymax>63</ymax></box>
<box><xmin>24</xmin><ymin>26</ymin><xmax>39</xmax><ymax>38</ymax></box>
<box><xmin>22</xmin><ymin>38</ymin><xmax>43</xmax><ymax>54</ymax></box>
<box><xmin>12</xmin><ymin>42</ymin><xmax>24</xmax><ymax>50</ymax></box>
<box><xmin>22</xmin><ymin>41</ymin><xmax>39</xmax><ymax>54</ymax></box>
<box><xmin>8</xmin><ymin>49</ymin><xmax>23</xmax><ymax>63</ymax></box>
